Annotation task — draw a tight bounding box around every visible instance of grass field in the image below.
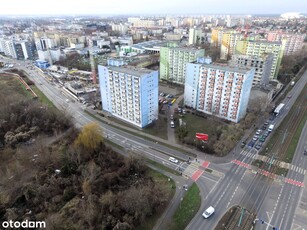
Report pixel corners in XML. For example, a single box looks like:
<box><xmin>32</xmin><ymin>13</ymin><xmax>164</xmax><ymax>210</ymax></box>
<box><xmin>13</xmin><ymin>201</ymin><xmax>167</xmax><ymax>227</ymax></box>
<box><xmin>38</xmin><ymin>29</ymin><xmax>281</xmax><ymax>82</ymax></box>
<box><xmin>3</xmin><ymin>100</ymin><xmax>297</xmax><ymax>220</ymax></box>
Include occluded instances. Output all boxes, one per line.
<box><xmin>181</xmin><ymin>113</ymin><xmax>222</xmax><ymax>138</ymax></box>
<box><xmin>31</xmin><ymin>85</ymin><xmax>54</xmax><ymax>107</ymax></box>
<box><xmin>168</xmin><ymin>183</ymin><xmax>201</xmax><ymax>230</ymax></box>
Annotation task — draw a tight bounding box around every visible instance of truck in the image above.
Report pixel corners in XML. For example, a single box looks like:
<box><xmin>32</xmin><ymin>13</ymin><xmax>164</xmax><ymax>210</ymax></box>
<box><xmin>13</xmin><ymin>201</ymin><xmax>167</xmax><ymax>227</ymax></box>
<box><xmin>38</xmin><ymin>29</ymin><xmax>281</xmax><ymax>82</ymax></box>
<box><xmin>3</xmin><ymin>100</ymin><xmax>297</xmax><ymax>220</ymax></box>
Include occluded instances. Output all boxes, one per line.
<box><xmin>274</xmin><ymin>103</ymin><xmax>285</xmax><ymax>116</ymax></box>
<box><xmin>268</xmin><ymin>124</ymin><xmax>274</xmax><ymax>132</ymax></box>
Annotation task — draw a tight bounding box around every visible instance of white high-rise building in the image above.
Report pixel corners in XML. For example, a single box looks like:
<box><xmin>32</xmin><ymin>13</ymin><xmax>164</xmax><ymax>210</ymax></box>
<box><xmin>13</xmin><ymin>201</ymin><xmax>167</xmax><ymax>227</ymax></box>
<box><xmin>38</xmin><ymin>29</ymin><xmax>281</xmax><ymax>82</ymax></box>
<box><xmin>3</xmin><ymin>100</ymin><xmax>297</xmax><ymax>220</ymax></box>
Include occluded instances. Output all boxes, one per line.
<box><xmin>185</xmin><ymin>57</ymin><xmax>255</xmax><ymax>123</ymax></box>
<box><xmin>98</xmin><ymin>65</ymin><xmax>159</xmax><ymax>128</ymax></box>
<box><xmin>188</xmin><ymin>28</ymin><xmax>204</xmax><ymax>45</ymax></box>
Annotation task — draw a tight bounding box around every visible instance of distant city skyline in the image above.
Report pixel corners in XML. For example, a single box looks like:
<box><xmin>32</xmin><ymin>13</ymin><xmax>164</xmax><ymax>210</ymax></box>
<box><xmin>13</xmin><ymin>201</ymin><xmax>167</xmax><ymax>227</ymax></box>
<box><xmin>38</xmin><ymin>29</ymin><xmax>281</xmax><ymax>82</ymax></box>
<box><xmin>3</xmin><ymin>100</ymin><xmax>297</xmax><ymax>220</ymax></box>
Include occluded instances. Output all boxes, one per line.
<box><xmin>0</xmin><ymin>0</ymin><xmax>306</xmax><ymax>16</ymax></box>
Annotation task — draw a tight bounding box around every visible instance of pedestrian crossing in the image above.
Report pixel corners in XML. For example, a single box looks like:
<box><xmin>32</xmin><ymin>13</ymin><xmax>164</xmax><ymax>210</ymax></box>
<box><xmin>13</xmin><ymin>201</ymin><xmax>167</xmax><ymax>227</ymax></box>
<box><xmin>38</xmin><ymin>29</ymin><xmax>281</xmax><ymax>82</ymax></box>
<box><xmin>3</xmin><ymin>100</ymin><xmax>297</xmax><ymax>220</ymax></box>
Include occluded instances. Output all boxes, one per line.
<box><xmin>240</xmin><ymin>150</ymin><xmax>257</xmax><ymax>159</ymax></box>
<box><xmin>239</xmin><ymin>150</ymin><xmax>306</xmax><ymax>175</ymax></box>
<box><xmin>231</xmin><ymin>159</ymin><xmax>305</xmax><ymax>188</ymax></box>
<box><xmin>290</xmin><ymin>164</ymin><xmax>306</xmax><ymax>175</ymax></box>
<box><xmin>182</xmin><ymin>161</ymin><xmax>210</xmax><ymax>181</ymax></box>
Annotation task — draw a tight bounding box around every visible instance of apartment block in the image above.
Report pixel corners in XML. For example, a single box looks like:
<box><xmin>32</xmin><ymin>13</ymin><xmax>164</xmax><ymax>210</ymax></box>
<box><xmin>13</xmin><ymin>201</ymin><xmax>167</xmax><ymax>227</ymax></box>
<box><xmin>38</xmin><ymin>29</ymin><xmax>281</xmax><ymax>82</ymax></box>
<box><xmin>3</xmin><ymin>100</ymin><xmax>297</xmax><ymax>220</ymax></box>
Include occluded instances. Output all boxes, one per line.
<box><xmin>267</xmin><ymin>32</ymin><xmax>304</xmax><ymax>55</ymax></box>
<box><xmin>98</xmin><ymin>65</ymin><xmax>158</xmax><ymax>128</ymax></box>
<box><xmin>220</xmin><ymin>33</ymin><xmax>244</xmax><ymax>60</ymax></box>
<box><xmin>211</xmin><ymin>27</ymin><xmax>224</xmax><ymax>47</ymax></box>
<box><xmin>160</xmin><ymin>45</ymin><xmax>205</xmax><ymax>84</ymax></box>
<box><xmin>188</xmin><ymin>28</ymin><xmax>204</xmax><ymax>45</ymax></box>
<box><xmin>231</xmin><ymin>54</ymin><xmax>273</xmax><ymax>86</ymax></box>
<box><xmin>185</xmin><ymin>58</ymin><xmax>255</xmax><ymax>123</ymax></box>
<box><xmin>235</xmin><ymin>40</ymin><xmax>285</xmax><ymax>79</ymax></box>
<box><xmin>0</xmin><ymin>39</ymin><xmax>35</xmax><ymax>60</ymax></box>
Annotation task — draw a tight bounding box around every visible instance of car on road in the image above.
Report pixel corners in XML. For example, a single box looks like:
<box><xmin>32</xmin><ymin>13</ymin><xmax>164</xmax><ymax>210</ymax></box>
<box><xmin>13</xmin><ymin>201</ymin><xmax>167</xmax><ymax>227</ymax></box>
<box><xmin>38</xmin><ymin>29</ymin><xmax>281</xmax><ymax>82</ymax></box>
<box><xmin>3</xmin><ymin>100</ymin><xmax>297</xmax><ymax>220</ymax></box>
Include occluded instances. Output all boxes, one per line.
<box><xmin>256</xmin><ymin>129</ymin><xmax>262</xmax><ymax>135</ymax></box>
<box><xmin>170</xmin><ymin>121</ymin><xmax>175</xmax><ymax>128</ymax></box>
<box><xmin>169</xmin><ymin>157</ymin><xmax>179</xmax><ymax>164</ymax></box>
<box><xmin>255</xmin><ymin>143</ymin><xmax>262</xmax><ymax>150</ymax></box>
<box><xmin>287</xmin><ymin>94</ymin><xmax>292</xmax><ymax>98</ymax></box>
<box><xmin>202</xmin><ymin>206</ymin><xmax>215</xmax><ymax>218</ymax></box>
<box><xmin>304</xmin><ymin>149</ymin><xmax>307</xmax><ymax>155</ymax></box>
<box><xmin>263</xmin><ymin>131</ymin><xmax>269</xmax><ymax>137</ymax></box>
<box><xmin>170</xmin><ymin>114</ymin><xmax>174</xmax><ymax>120</ymax></box>
<box><xmin>259</xmin><ymin>135</ymin><xmax>266</xmax><ymax>142</ymax></box>
<box><xmin>248</xmin><ymin>141</ymin><xmax>255</xmax><ymax>148</ymax></box>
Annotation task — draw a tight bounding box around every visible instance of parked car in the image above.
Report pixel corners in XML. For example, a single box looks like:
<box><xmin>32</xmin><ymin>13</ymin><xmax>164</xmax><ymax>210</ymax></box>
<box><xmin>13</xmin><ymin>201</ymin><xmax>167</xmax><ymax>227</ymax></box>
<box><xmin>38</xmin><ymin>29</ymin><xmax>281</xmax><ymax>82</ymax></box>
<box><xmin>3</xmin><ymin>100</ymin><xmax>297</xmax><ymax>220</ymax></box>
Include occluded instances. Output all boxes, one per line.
<box><xmin>170</xmin><ymin>114</ymin><xmax>174</xmax><ymax>120</ymax></box>
<box><xmin>304</xmin><ymin>149</ymin><xmax>307</xmax><ymax>155</ymax></box>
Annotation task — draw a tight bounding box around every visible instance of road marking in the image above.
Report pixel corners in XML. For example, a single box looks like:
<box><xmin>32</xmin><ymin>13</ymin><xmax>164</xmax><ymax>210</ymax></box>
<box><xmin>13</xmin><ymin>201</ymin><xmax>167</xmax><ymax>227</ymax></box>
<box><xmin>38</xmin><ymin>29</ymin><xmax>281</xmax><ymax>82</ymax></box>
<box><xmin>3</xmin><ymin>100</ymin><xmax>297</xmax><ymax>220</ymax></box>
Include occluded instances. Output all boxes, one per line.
<box><xmin>231</xmin><ymin>160</ymin><xmax>304</xmax><ymax>187</ymax></box>
<box><xmin>202</xmin><ymin>161</ymin><xmax>210</xmax><ymax>168</ymax></box>
<box><xmin>191</xmin><ymin>169</ymin><xmax>204</xmax><ymax>181</ymax></box>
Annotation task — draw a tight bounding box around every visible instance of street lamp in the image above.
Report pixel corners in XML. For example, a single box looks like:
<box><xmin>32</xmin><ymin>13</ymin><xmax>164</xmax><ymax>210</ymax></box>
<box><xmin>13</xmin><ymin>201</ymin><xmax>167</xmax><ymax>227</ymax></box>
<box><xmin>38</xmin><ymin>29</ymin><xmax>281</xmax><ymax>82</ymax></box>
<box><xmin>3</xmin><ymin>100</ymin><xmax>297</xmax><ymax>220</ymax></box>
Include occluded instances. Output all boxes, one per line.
<box><xmin>253</xmin><ymin>218</ymin><xmax>279</xmax><ymax>230</ymax></box>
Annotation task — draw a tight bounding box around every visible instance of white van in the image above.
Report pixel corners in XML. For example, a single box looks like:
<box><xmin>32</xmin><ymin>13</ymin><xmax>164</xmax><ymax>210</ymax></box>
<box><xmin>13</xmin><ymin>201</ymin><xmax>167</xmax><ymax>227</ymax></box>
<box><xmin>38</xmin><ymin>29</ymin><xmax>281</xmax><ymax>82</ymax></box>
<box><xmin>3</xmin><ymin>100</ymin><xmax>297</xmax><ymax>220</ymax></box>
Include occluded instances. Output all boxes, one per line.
<box><xmin>202</xmin><ymin>206</ymin><xmax>215</xmax><ymax>218</ymax></box>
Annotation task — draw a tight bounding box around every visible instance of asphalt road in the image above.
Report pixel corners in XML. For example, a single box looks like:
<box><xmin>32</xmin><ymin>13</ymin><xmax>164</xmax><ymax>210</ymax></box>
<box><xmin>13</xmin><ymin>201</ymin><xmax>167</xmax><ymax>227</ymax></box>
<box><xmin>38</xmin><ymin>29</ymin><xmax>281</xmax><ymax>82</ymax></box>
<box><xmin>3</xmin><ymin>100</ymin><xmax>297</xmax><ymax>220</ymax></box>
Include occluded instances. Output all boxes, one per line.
<box><xmin>2</xmin><ymin>57</ymin><xmax>306</xmax><ymax>230</ymax></box>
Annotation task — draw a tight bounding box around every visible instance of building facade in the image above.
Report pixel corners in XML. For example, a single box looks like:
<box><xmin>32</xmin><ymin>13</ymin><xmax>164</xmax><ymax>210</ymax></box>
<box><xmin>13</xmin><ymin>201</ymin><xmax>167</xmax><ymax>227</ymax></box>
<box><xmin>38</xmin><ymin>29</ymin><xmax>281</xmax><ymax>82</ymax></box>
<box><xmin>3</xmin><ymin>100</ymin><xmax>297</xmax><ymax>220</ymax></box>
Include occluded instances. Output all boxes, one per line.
<box><xmin>267</xmin><ymin>32</ymin><xmax>305</xmax><ymax>55</ymax></box>
<box><xmin>231</xmin><ymin>54</ymin><xmax>273</xmax><ymax>86</ymax></box>
<box><xmin>0</xmin><ymin>39</ymin><xmax>36</xmax><ymax>60</ymax></box>
<box><xmin>235</xmin><ymin>40</ymin><xmax>285</xmax><ymax>79</ymax></box>
<box><xmin>160</xmin><ymin>45</ymin><xmax>205</xmax><ymax>84</ymax></box>
<box><xmin>188</xmin><ymin>28</ymin><xmax>204</xmax><ymax>45</ymax></box>
<box><xmin>220</xmin><ymin>33</ymin><xmax>244</xmax><ymax>60</ymax></box>
<box><xmin>98</xmin><ymin>65</ymin><xmax>158</xmax><ymax>128</ymax></box>
<box><xmin>184</xmin><ymin>58</ymin><xmax>254</xmax><ymax>123</ymax></box>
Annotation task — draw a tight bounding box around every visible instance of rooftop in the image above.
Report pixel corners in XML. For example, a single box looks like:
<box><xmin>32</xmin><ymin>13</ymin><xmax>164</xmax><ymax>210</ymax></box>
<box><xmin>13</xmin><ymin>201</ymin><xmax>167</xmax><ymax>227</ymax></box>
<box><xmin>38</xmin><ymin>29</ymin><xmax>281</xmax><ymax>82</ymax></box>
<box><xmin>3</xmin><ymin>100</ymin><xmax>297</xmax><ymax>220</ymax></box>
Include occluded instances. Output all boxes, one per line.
<box><xmin>107</xmin><ymin>65</ymin><xmax>155</xmax><ymax>77</ymax></box>
<box><xmin>192</xmin><ymin>61</ymin><xmax>253</xmax><ymax>74</ymax></box>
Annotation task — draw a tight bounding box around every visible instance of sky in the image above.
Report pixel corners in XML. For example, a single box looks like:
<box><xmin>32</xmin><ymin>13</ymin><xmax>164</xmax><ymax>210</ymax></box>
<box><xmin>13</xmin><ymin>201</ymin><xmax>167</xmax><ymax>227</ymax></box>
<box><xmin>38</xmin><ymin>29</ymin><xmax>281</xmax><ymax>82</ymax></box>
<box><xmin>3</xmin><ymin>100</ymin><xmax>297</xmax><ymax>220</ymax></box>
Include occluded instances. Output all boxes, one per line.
<box><xmin>0</xmin><ymin>0</ymin><xmax>306</xmax><ymax>16</ymax></box>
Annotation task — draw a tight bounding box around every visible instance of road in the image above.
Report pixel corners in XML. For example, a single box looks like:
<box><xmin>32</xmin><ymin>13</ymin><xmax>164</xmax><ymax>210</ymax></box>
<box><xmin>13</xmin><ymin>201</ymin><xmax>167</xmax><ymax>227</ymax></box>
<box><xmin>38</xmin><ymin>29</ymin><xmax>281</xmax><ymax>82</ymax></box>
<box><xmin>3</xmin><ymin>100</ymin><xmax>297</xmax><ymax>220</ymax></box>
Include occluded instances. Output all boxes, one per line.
<box><xmin>187</xmin><ymin>70</ymin><xmax>307</xmax><ymax>230</ymax></box>
<box><xmin>2</xmin><ymin>57</ymin><xmax>307</xmax><ymax>230</ymax></box>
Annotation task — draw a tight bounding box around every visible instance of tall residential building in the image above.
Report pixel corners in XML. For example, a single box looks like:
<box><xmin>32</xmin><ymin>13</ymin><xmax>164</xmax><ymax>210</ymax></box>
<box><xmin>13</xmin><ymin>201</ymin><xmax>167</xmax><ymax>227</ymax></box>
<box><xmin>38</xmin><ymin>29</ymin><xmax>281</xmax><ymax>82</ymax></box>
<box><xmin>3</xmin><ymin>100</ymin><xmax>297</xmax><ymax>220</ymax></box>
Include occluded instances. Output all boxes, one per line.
<box><xmin>220</xmin><ymin>33</ymin><xmax>244</xmax><ymax>60</ymax></box>
<box><xmin>188</xmin><ymin>28</ymin><xmax>204</xmax><ymax>45</ymax></box>
<box><xmin>111</xmin><ymin>23</ymin><xmax>129</xmax><ymax>34</ymax></box>
<box><xmin>37</xmin><ymin>48</ymin><xmax>61</xmax><ymax>62</ymax></box>
<box><xmin>98</xmin><ymin>65</ymin><xmax>158</xmax><ymax>128</ymax></box>
<box><xmin>160</xmin><ymin>45</ymin><xmax>205</xmax><ymax>84</ymax></box>
<box><xmin>0</xmin><ymin>39</ymin><xmax>35</xmax><ymax>60</ymax></box>
<box><xmin>211</xmin><ymin>27</ymin><xmax>224</xmax><ymax>47</ymax></box>
<box><xmin>184</xmin><ymin>57</ymin><xmax>255</xmax><ymax>123</ymax></box>
<box><xmin>235</xmin><ymin>40</ymin><xmax>285</xmax><ymax>79</ymax></box>
<box><xmin>267</xmin><ymin>32</ymin><xmax>305</xmax><ymax>55</ymax></box>
<box><xmin>0</xmin><ymin>39</ymin><xmax>17</xmax><ymax>58</ymax></box>
<box><xmin>231</xmin><ymin>54</ymin><xmax>273</xmax><ymax>86</ymax></box>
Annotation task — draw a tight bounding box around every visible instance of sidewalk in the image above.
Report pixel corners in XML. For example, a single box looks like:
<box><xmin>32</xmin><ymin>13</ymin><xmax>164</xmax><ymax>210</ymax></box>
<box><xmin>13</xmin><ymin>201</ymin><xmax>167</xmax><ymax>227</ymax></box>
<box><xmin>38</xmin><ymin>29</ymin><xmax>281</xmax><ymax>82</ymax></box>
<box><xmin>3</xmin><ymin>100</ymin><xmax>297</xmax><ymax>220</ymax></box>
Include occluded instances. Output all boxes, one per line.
<box><xmin>85</xmin><ymin>107</ymin><xmax>235</xmax><ymax>164</ymax></box>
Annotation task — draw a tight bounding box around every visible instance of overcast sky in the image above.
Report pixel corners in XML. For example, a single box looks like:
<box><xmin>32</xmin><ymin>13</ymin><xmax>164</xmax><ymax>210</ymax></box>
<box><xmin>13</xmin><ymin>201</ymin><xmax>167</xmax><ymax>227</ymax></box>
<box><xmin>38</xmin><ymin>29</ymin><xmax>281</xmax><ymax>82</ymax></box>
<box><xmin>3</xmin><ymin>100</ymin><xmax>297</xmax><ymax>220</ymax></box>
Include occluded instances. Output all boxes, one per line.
<box><xmin>0</xmin><ymin>0</ymin><xmax>306</xmax><ymax>15</ymax></box>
